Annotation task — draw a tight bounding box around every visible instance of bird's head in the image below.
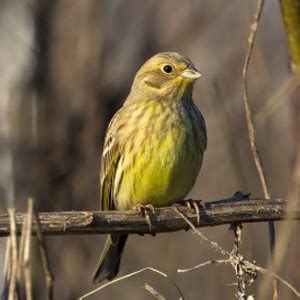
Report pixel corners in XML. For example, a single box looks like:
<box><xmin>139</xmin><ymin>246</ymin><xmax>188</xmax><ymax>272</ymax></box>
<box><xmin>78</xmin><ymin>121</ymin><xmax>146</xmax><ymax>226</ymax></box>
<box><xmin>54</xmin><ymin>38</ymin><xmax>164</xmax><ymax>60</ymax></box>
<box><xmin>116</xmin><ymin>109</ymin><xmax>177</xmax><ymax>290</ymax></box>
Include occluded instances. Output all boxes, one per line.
<box><xmin>130</xmin><ymin>52</ymin><xmax>202</xmax><ymax>100</ymax></box>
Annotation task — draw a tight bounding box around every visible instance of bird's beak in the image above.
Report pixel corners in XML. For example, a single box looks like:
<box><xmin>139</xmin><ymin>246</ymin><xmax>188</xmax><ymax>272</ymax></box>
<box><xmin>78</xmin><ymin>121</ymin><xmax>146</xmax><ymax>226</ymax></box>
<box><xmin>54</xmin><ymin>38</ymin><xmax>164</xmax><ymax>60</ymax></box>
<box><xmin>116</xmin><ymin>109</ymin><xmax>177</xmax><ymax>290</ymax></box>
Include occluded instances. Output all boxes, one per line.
<box><xmin>180</xmin><ymin>67</ymin><xmax>202</xmax><ymax>80</ymax></box>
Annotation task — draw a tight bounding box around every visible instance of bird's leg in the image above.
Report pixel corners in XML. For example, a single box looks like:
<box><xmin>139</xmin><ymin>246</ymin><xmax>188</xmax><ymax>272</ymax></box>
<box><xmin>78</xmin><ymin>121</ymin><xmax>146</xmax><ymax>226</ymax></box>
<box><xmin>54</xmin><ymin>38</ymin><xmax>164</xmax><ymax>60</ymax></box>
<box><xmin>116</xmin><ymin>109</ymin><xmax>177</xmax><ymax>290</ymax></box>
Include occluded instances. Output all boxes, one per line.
<box><xmin>132</xmin><ymin>204</ymin><xmax>155</xmax><ymax>231</ymax></box>
<box><xmin>176</xmin><ymin>199</ymin><xmax>204</xmax><ymax>226</ymax></box>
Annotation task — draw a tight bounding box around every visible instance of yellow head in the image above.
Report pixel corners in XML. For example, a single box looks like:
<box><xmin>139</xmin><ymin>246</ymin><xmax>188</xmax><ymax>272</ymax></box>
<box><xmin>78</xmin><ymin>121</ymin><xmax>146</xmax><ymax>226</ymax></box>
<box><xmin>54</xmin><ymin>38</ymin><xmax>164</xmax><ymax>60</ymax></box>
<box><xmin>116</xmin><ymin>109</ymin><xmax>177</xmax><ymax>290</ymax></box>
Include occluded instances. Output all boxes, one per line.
<box><xmin>129</xmin><ymin>52</ymin><xmax>202</xmax><ymax>100</ymax></box>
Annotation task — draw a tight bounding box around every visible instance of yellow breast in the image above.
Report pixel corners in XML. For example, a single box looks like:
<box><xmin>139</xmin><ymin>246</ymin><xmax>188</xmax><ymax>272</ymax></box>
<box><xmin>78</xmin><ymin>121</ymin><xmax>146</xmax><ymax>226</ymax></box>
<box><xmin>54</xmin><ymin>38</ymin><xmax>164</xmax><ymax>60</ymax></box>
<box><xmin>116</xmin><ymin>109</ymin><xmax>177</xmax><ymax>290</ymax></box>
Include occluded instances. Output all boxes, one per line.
<box><xmin>113</xmin><ymin>100</ymin><xmax>205</xmax><ymax>210</ymax></box>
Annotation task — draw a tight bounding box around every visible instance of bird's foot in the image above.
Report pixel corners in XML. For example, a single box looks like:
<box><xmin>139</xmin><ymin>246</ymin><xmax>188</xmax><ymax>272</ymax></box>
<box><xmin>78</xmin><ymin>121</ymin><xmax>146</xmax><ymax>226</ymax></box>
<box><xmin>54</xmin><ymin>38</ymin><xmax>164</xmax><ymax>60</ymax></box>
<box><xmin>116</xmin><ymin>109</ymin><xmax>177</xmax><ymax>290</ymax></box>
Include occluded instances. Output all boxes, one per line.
<box><xmin>132</xmin><ymin>204</ymin><xmax>155</xmax><ymax>231</ymax></box>
<box><xmin>177</xmin><ymin>199</ymin><xmax>204</xmax><ymax>226</ymax></box>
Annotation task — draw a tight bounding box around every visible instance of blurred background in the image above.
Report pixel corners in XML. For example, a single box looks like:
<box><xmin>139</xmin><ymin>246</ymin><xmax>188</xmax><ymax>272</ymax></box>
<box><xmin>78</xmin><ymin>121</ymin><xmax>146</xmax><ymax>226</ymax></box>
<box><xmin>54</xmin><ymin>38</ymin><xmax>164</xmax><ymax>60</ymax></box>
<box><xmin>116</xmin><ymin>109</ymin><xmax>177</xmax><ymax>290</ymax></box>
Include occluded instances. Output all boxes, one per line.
<box><xmin>0</xmin><ymin>0</ymin><xmax>299</xmax><ymax>299</ymax></box>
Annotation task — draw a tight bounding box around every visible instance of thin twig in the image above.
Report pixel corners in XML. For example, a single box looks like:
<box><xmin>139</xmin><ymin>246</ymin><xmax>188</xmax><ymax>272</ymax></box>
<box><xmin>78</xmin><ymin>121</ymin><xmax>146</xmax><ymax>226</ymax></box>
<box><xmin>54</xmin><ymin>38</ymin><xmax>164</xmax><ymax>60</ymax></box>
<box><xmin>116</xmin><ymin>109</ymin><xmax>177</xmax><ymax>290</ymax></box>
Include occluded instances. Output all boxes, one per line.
<box><xmin>178</xmin><ymin>259</ymin><xmax>226</xmax><ymax>273</ymax></box>
<box><xmin>231</xmin><ymin>223</ymin><xmax>253</xmax><ymax>299</ymax></box>
<box><xmin>242</xmin><ymin>0</ymin><xmax>278</xmax><ymax>298</ymax></box>
<box><xmin>8</xmin><ymin>208</ymin><xmax>18</xmax><ymax>300</ymax></box>
<box><xmin>175</xmin><ymin>209</ymin><xmax>300</xmax><ymax>298</ymax></box>
<box><xmin>143</xmin><ymin>283</ymin><xmax>166</xmax><ymax>300</ymax></box>
<box><xmin>79</xmin><ymin>267</ymin><xmax>184</xmax><ymax>300</ymax></box>
<box><xmin>17</xmin><ymin>213</ymin><xmax>28</xmax><ymax>282</ymax></box>
<box><xmin>32</xmin><ymin>200</ymin><xmax>54</xmax><ymax>300</ymax></box>
<box><xmin>244</xmin><ymin>261</ymin><xmax>300</xmax><ymax>298</ymax></box>
<box><xmin>2</xmin><ymin>238</ymin><xmax>11</xmax><ymax>300</ymax></box>
<box><xmin>173</xmin><ymin>207</ymin><xmax>229</xmax><ymax>256</ymax></box>
<box><xmin>23</xmin><ymin>199</ymin><xmax>33</xmax><ymax>300</ymax></box>
<box><xmin>243</xmin><ymin>0</ymin><xmax>269</xmax><ymax>199</ymax></box>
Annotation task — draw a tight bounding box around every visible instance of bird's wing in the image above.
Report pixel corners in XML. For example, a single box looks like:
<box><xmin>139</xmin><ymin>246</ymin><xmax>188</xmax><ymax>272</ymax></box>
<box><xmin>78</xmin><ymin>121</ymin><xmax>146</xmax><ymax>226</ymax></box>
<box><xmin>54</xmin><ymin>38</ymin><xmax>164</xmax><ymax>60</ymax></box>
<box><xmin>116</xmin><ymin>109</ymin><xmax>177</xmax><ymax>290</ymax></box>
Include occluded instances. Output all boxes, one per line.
<box><xmin>100</xmin><ymin>116</ymin><xmax>121</xmax><ymax>211</ymax></box>
<box><xmin>200</xmin><ymin>111</ymin><xmax>207</xmax><ymax>151</ymax></box>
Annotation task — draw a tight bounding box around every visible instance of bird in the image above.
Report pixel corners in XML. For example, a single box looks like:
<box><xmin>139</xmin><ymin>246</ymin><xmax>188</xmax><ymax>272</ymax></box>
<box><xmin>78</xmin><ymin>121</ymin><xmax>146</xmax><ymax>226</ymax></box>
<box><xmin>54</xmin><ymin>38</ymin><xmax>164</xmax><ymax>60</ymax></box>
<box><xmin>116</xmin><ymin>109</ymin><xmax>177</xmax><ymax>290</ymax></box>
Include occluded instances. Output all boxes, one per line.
<box><xmin>92</xmin><ymin>52</ymin><xmax>207</xmax><ymax>284</ymax></box>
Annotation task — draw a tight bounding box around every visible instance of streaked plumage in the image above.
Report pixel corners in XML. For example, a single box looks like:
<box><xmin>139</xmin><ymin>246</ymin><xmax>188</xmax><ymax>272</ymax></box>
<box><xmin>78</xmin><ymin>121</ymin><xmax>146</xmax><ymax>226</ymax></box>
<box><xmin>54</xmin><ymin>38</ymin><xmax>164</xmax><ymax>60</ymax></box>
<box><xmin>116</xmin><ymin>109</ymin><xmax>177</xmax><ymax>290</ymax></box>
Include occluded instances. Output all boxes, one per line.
<box><xmin>93</xmin><ymin>52</ymin><xmax>207</xmax><ymax>284</ymax></box>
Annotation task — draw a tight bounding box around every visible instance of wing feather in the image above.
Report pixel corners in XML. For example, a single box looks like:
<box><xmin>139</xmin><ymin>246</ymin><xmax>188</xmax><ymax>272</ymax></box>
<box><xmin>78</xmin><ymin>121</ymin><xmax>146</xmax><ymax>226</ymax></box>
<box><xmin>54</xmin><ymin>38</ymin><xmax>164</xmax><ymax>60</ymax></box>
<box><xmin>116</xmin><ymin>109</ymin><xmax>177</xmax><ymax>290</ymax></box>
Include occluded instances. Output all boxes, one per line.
<box><xmin>100</xmin><ymin>115</ymin><xmax>121</xmax><ymax>211</ymax></box>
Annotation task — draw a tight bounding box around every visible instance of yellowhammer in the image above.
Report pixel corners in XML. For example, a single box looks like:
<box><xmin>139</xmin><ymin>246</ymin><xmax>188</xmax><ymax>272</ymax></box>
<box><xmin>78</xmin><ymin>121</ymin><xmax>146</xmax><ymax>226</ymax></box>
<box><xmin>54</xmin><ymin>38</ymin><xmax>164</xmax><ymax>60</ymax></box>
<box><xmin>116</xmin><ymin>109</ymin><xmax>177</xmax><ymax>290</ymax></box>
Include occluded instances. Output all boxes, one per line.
<box><xmin>93</xmin><ymin>52</ymin><xmax>207</xmax><ymax>284</ymax></box>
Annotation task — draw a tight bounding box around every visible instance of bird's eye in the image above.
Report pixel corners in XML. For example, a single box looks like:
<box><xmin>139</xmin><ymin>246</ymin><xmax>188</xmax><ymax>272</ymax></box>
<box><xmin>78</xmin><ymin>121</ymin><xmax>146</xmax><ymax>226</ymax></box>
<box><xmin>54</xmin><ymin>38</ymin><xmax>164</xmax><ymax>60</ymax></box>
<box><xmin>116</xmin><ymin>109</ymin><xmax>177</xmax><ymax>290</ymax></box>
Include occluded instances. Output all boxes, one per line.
<box><xmin>162</xmin><ymin>65</ymin><xmax>173</xmax><ymax>74</ymax></box>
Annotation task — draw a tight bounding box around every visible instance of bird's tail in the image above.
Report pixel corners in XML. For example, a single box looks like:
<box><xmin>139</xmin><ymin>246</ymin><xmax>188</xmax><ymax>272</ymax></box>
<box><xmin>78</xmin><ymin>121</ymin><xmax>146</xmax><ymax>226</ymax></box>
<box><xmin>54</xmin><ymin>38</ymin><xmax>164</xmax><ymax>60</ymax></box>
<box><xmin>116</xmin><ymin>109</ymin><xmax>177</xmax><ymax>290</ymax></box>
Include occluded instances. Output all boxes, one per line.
<box><xmin>92</xmin><ymin>234</ymin><xmax>128</xmax><ymax>284</ymax></box>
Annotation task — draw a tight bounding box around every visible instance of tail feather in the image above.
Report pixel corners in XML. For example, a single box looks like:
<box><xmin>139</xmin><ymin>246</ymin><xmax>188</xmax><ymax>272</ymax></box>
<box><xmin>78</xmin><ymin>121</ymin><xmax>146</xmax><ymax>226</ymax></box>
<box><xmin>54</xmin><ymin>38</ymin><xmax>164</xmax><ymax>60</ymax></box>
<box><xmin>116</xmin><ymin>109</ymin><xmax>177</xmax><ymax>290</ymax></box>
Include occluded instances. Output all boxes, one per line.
<box><xmin>92</xmin><ymin>234</ymin><xmax>128</xmax><ymax>284</ymax></box>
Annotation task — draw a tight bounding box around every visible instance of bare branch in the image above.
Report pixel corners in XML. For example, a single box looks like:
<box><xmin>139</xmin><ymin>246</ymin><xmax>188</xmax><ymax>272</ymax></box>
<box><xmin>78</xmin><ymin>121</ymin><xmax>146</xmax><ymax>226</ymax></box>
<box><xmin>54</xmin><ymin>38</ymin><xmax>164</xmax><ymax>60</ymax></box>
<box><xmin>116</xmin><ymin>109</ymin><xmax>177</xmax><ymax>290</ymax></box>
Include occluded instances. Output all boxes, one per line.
<box><xmin>0</xmin><ymin>198</ymin><xmax>298</xmax><ymax>236</ymax></box>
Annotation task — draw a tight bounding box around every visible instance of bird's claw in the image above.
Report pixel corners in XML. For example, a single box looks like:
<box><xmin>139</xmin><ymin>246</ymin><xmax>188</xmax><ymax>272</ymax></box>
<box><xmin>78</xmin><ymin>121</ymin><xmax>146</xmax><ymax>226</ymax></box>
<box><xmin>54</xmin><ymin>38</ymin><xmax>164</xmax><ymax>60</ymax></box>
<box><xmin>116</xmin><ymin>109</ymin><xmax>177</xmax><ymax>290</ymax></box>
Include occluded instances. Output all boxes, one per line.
<box><xmin>177</xmin><ymin>199</ymin><xmax>204</xmax><ymax>225</ymax></box>
<box><xmin>132</xmin><ymin>204</ymin><xmax>155</xmax><ymax>231</ymax></box>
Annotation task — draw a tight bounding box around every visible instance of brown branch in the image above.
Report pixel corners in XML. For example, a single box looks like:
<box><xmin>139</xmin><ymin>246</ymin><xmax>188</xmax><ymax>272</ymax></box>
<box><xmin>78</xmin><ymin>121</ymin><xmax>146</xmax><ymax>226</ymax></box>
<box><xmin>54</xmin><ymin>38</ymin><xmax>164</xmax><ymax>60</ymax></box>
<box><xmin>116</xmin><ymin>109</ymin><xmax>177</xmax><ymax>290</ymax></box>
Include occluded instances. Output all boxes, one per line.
<box><xmin>0</xmin><ymin>198</ymin><xmax>299</xmax><ymax>236</ymax></box>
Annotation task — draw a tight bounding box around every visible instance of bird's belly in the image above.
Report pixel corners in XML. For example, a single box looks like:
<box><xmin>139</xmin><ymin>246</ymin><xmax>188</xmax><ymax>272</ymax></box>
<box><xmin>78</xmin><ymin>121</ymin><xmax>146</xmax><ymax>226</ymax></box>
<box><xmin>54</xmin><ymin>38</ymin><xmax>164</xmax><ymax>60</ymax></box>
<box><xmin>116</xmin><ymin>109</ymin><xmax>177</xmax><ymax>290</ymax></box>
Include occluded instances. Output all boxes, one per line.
<box><xmin>114</xmin><ymin>129</ymin><xmax>203</xmax><ymax>210</ymax></box>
